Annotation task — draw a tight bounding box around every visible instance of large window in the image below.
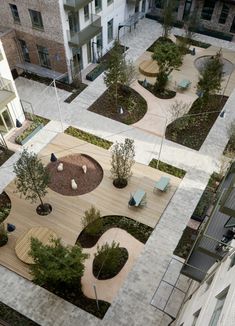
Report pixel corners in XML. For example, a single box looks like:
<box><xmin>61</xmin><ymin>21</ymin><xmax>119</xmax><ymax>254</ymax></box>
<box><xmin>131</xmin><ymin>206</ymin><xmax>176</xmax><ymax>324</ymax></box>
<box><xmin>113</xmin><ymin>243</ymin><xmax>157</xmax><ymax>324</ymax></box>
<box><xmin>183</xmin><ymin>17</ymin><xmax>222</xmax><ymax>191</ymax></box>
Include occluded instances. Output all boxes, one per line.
<box><xmin>192</xmin><ymin>309</ymin><xmax>201</xmax><ymax>326</ymax></box>
<box><xmin>201</xmin><ymin>0</ymin><xmax>215</xmax><ymax>21</ymax></box>
<box><xmin>95</xmin><ymin>0</ymin><xmax>102</xmax><ymax>13</ymax></box>
<box><xmin>9</xmin><ymin>4</ymin><xmax>20</xmax><ymax>23</ymax></box>
<box><xmin>155</xmin><ymin>0</ymin><xmax>163</xmax><ymax>9</ymax></box>
<box><xmin>18</xmin><ymin>39</ymin><xmax>30</xmax><ymax>62</ymax></box>
<box><xmin>209</xmin><ymin>288</ymin><xmax>228</xmax><ymax>326</ymax></box>
<box><xmin>107</xmin><ymin>19</ymin><xmax>113</xmax><ymax>43</ymax></box>
<box><xmin>219</xmin><ymin>4</ymin><xmax>229</xmax><ymax>24</ymax></box>
<box><xmin>37</xmin><ymin>45</ymin><xmax>51</xmax><ymax>69</ymax></box>
<box><xmin>29</xmin><ymin>9</ymin><xmax>44</xmax><ymax>29</ymax></box>
<box><xmin>84</xmin><ymin>4</ymin><xmax>89</xmax><ymax>21</ymax></box>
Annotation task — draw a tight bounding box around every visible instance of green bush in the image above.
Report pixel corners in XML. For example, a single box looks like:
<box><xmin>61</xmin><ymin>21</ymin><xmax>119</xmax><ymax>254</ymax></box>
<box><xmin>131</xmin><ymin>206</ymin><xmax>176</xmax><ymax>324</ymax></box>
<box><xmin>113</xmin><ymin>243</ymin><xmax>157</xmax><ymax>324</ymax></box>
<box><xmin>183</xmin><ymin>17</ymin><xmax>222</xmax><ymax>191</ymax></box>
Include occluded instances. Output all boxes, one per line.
<box><xmin>149</xmin><ymin>159</ymin><xmax>186</xmax><ymax>178</ymax></box>
<box><xmin>82</xmin><ymin>206</ymin><xmax>103</xmax><ymax>235</ymax></box>
<box><xmin>65</xmin><ymin>126</ymin><xmax>113</xmax><ymax>149</ymax></box>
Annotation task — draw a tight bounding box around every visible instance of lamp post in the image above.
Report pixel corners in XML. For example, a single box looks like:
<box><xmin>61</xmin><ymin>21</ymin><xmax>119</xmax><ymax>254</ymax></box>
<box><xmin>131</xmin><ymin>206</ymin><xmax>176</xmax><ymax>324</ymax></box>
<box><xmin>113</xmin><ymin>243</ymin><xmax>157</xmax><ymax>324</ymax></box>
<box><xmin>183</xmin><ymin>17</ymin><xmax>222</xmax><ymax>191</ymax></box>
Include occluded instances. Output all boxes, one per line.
<box><xmin>150</xmin><ymin>109</ymin><xmax>226</xmax><ymax>169</ymax></box>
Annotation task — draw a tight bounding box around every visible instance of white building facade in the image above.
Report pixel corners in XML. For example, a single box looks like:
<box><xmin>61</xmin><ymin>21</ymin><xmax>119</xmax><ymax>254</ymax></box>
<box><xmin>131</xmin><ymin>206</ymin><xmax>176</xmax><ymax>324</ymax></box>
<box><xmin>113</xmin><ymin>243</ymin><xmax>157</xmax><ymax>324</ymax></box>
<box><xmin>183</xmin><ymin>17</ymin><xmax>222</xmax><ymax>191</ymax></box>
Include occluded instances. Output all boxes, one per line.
<box><xmin>0</xmin><ymin>40</ymin><xmax>24</xmax><ymax>138</ymax></box>
<box><xmin>175</xmin><ymin>241</ymin><xmax>235</xmax><ymax>326</ymax></box>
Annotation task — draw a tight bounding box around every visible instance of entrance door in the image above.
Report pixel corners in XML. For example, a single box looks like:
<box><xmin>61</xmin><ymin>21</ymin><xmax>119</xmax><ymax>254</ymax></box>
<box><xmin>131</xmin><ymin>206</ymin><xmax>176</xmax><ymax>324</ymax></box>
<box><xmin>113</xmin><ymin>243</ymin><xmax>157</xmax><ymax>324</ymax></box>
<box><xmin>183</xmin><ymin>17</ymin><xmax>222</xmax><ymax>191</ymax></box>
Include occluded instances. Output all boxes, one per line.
<box><xmin>0</xmin><ymin>107</ymin><xmax>14</xmax><ymax>134</ymax></box>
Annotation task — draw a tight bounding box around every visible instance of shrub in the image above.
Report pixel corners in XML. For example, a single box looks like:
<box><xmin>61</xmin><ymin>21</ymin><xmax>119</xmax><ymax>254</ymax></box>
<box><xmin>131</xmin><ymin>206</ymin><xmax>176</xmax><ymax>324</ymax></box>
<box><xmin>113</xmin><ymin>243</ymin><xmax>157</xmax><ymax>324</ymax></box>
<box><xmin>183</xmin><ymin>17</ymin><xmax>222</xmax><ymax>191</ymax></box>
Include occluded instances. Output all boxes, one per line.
<box><xmin>149</xmin><ymin>159</ymin><xmax>186</xmax><ymax>178</ymax></box>
<box><xmin>0</xmin><ymin>223</ymin><xmax>8</xmax><ymax>247</ymax></box>
<box><xmin>82</xmin><ymin>206</ymin><xmax>103</xmax><ymax>235</ymax></box>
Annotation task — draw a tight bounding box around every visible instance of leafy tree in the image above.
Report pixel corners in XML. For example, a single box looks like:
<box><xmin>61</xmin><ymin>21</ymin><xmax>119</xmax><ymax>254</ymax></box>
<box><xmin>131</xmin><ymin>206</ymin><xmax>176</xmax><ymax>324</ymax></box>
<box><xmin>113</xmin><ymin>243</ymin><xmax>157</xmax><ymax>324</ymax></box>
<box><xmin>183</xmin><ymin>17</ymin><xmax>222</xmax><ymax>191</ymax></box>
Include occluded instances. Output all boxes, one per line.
<box><xmin>29</xmin><ymin>237</ymin><xmax>89</xmax><ymax>290</ymax></box>
<box><xmin>13</xmin><ymin>149</ymin><xmax>50</xmax><ymax>211</ymax></box>
<box><xmin>104</xmin><ymin>40</ymin><xmax>126</xmax><ymax>107</ymax></box>
<box><xmin>111</xmin><ymin>138</ymin><xmax>135</xmax><ymax>187</ymax></box>
<box><xmin>152</xmin><ymin>42</ymin><xmax>182</xmax><ymax>92</ymax></box>
<box><xmin>197</xmin><ymin>52</ymin><xmax>223</xmax><ymax>103</ymax></box>
<box><xmin>162</xmin><ymin>0</ymin><xmax>177</xmax><ymax>38</ymax></box>
<box><xmin>81</xmin><ymin>206</ymin><xmax>103</xmax><ymax>235</ymax></box>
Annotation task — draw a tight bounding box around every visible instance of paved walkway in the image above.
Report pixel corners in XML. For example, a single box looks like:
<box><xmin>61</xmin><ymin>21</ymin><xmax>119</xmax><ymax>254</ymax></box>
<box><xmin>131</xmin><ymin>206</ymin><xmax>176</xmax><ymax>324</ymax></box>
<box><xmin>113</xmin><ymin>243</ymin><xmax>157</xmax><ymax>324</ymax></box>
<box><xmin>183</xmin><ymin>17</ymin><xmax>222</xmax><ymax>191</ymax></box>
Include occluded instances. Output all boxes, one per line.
<box><xmin>1</xmin><ymin>18</ymin><xmax>235</xmax><ymax>326</ymax></box>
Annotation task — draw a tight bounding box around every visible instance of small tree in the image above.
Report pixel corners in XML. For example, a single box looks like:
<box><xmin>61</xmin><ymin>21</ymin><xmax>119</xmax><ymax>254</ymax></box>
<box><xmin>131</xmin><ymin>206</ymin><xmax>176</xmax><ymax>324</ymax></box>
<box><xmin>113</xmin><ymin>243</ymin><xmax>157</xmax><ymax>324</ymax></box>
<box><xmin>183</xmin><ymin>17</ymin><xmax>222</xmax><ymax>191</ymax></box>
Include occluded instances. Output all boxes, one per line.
<box><xmin>81</xmin><ymin>206</ymin><xmax>103</xmax><ymax>235</ymax></box>
<box><xmin>111</xmin><ymin>138</ymin><xmax>135</xmax><ymax>188</ymax></box>
<box><xmin>123</xmin><ymin>59</ymin><xmax>137</xmax><ymax>87</ymax></box>
<box><xmin>13</xmin><ymin>149</ymin><xmax>50</xmax><ymax>214</ymax></box>
<box><xmin>169</xmin><ymin>100</ymin><xmax>191</xmax><ymax>122</ymax></box>
<box><xmin>104</xmin><ymin>40</ymin><xmax>126</xmax><ymax>108</ymax></box>
<box><xmin>197</xmin><ymin>52</ymin><xmax>223</xmax><ymax>104</ymax></box>
<box><xmin>29</xmin><ymin>237</ymin><xmax>89</xmax><ymax>291</ymax></box>
<box><xmin>162</xmin><ymin>0</ymin><xmax>177</xmax><ymax>38</ymax></box>
<box><xmin>152</xmin><ymin>42</ymin><xmax>182</xmax><ymax>93</ymax></box>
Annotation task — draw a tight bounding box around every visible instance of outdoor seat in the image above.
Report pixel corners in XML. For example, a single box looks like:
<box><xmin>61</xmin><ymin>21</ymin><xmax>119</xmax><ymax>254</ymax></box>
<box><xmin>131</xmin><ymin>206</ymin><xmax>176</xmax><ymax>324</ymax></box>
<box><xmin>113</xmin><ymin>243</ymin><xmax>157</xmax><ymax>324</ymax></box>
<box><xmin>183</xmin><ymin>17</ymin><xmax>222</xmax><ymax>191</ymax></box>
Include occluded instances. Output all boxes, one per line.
<box><xmin>177</xmin><ymin>79</ymin><xmax>191</xmax><ymax>91</ymax></box>
<box><xmin>128</xmin><ymin>189</ymin><xmax>146</xmax><ymax>208</ymax></box>
<box><xmin>154</xmin><ymin>176</ymin><xmax>170</xmax><ymax>193</ymax></box>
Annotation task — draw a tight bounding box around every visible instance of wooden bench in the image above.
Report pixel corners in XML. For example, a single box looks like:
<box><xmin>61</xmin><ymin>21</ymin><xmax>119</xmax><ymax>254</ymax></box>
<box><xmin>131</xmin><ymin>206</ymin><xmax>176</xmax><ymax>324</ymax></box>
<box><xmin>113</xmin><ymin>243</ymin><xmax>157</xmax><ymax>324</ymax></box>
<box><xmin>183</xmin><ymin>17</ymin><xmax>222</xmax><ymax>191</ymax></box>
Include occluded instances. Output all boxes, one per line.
<box><xmin>154</xmin><ymin>176</ymin><xmax>170</xmax><ymax>192</ymax></box>
<box><xmin>129</xmin><ymin>189</ymin><xmax>147</xmax><ymax>207</ymax></box>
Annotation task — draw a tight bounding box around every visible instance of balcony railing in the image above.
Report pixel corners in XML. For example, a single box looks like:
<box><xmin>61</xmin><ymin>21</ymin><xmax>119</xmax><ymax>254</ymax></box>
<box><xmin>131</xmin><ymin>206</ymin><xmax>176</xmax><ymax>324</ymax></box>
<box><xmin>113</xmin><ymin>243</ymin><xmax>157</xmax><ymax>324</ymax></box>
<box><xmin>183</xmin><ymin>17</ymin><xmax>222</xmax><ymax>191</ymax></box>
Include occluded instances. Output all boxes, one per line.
<box><xmin>0</xmin><ymin>77</ymin><xmax>16</xmax><ymax>110</ymax></box>
<box><xmin>67</xmin><ymin>14</ymin><xmax>101</xmax><ymax>47</ymax></box>
<box><xmin>64</xmin><ymin>0</ymin><xmax>93</xmax><ymax>11</ymax></box>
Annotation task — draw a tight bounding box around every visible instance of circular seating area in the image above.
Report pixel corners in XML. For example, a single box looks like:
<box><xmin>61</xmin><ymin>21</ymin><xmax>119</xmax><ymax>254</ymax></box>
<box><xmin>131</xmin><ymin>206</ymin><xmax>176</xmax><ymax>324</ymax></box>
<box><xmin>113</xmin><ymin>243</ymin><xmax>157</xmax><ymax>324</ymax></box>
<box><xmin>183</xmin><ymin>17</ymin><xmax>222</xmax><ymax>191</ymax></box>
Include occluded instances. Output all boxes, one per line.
<box><xmin>139</xmin><ymin>60</ymin><xmax>159</xmax><ymax>77</ymax></box>
<box><xmin>194</xmin><ymin>55</ymin><xmax>234</xmax><ymax>76</ymax></box>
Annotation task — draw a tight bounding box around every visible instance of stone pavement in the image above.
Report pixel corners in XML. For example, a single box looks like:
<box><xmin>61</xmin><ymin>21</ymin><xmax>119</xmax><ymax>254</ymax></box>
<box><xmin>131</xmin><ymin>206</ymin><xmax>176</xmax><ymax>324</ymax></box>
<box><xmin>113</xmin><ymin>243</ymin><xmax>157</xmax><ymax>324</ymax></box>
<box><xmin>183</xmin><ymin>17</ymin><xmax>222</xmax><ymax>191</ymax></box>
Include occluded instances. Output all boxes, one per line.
<box><xmin>1</xmin><ymin>18</ymin><xmax>235</xmax><ymax>326</ymax></box>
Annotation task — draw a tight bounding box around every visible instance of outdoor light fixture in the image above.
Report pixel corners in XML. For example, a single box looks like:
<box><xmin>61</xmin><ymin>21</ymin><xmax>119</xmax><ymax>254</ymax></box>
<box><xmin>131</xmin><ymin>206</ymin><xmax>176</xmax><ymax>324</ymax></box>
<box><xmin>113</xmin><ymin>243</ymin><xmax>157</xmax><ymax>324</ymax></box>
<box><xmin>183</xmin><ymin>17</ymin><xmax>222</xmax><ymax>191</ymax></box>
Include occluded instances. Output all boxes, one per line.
<box><xmin>50</xmin><ymin>153</ymin><xmax>57</xmax><ymax>162</ymax></box>
<box><xmin>16</xmin><ymin>119</ymin><xmax>22</xmax><ymax>128</ymax></box>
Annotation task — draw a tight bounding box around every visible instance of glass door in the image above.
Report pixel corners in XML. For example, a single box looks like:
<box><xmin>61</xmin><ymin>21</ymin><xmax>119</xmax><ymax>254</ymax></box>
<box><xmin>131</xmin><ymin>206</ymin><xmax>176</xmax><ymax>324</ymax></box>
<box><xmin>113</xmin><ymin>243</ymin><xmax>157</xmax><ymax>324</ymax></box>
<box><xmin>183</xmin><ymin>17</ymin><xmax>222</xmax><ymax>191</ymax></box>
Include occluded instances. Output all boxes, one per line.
<box><xmin>0</xmin><ymin>107</ymin><xmax>14</xmax><ymax>134</ymax></box>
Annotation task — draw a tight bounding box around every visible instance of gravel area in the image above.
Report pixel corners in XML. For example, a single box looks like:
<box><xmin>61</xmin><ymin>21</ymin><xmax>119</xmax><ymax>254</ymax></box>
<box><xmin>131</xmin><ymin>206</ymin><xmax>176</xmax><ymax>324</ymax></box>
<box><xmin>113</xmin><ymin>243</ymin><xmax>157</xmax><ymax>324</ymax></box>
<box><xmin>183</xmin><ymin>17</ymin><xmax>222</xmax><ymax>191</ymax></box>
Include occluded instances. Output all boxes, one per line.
<box><xmin>46</xmin><ymin>153</ymin><xmax>103</xmax><ymax>196</ymax></box>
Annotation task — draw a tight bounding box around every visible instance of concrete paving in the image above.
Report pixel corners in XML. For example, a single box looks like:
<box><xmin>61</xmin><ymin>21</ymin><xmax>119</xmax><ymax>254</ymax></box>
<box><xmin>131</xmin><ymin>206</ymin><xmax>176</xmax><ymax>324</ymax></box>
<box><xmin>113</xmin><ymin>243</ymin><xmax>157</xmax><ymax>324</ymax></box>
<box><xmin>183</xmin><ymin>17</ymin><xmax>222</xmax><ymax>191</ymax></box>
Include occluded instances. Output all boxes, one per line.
<box><xmin>1</xmin><ymin>18</ymin><xmax>235</xmax><ymax>326</ymax></box>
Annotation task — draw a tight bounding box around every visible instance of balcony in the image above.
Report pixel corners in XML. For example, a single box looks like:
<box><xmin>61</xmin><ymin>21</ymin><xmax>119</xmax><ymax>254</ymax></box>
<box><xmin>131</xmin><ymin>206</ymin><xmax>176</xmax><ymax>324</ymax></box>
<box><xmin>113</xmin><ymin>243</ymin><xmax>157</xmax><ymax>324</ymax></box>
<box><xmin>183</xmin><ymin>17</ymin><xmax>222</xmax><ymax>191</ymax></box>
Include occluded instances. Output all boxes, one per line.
<box><xmin>64</xmin><ymin>0</ymin><xmax>93</xmax><ymax>11</ymax></box>
<box><xmin>0</xmin><ymin>77</ymin><xmax>16</xmax><ymax>111</ymax></box>
<box><xmin>67</xmin><ymin>14</ymin><xmax>101</xmax><ymax>47</ymax></box>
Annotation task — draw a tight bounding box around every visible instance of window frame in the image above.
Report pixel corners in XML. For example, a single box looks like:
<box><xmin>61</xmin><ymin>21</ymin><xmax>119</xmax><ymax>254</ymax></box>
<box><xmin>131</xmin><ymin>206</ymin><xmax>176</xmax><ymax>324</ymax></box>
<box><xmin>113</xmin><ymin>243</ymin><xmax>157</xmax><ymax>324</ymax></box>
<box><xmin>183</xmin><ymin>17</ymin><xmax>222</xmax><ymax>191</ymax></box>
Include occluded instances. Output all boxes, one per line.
<box><xmin>9</xmin><ymin>3</ymin><xmax>20</xmax><ymax>23</ymax></box>
<box><xmin>219</xmin><ymin>4</ymin><xmax>229</xmax><ymax>25</ymax></box>
<box><xmin>84</xmin><ymin>4</ymin><xmax>89</xmax><ymax>21</ymax></box>
<box><xmin>107</xmin><ymin>18</ymin><xmax>113</xmax><ymax>43</ymax></box>
<box><xmin>192</xmin><ymin>309</ymin><xmax>201</xmax><ymax>326</ymax></box>
<box><xmin>201</xmin><ymin>0</ymin><xmax>216</xmax><ymax>21</ymax></box>
<box><xmin>18</xmin><ymin>39</ymin><xmax>30</xmax><ymax>63</ymax></box>
<box><xmin>95</xmin><ymin>0</ymin><xmax>102</xmax><ymax>13</ymax></box>
<box><xmin>29</xmin><ymin>9</ymin><xmax>44</xmax><ymax>30</ymax></box>
<box><xmin>37</xmin><ymin>45</ymin><xmax>51</xmax><ymax>69</ymax></box>
<box><xmin>208</xmin><ymin>288</ymin><xmax>229</xmax><ymax>326</ymax></box>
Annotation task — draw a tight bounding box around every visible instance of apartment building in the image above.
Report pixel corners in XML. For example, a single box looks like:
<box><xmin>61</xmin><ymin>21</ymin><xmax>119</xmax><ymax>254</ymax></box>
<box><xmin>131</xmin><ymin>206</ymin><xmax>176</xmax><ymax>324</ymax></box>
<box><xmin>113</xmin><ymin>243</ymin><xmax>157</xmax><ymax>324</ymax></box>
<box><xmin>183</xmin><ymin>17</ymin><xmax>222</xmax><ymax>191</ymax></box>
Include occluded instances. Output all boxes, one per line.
<box><xmin>175</xmin><ymin>242</ymin><xmax>235</xmax><ymax>326</ymax></box>
<box><xmin>0</xmin><ymin>0</ymin><xmax>148</xmax><ymax>83</ymax></box>
<box><xmin>149</xmin><ymin>0</ymin><xmax>235</xmax><ymax>38</ymax></box>
<box><xmin>0</xmin><ymin>38</ymin><xmax>24</xmax><ymax>141</ymax></box>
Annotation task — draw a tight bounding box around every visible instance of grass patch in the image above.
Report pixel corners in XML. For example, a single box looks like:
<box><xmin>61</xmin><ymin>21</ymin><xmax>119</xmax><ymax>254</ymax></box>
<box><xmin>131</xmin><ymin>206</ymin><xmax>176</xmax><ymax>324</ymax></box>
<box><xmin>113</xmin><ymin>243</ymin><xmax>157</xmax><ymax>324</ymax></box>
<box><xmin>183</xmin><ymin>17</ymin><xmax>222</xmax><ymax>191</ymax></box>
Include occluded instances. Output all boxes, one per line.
<box><xmin>149</xmin><ymin>159</ymin><xmax>186</xmax><ymax>179</ymax></box>
<box><xmin>0</xmin><ymin>301</ymin><xmax>39</xmax><ymax>325</ymax></box>
<box><xmin>191</xmin><ymin>172</ymin><xmax>221</xmax><ymax>222</ymax></box>
<box><xmin>166</xmin><ymin>95</ymin><xmax>228</xmax><ymax>150</ymax></box>
<box><xmin>0</xmin><ymin>147</ymin><xmax>14</xmax><ymax>167</ymax></box>
<box><xmin>174</xmin><ymin>226</ymin><xmax>198</xmax><ymax>259</ymax></box>
<box><xmin>147</xmin><ymin>36</ymin><xmax>173</xmax><ymax>52</ymax></box>
<box><xmin>65</xmin><ymin>126</ymin><xmax>113</xmax><ymax>149</ymax></box>
<box><xmin>175</xmin><ymin>35</ymin><xmax>211</xmax><ymax>49</ymax></box>
<box><xmin>77</xmin><ymin>215</ymin><xmax>153</xmax><ymax>248</ymax></box>
<box><xmin>88</xmin><ymin>85</ymin><xmax>147</xmax><ymax>125</ymax></box>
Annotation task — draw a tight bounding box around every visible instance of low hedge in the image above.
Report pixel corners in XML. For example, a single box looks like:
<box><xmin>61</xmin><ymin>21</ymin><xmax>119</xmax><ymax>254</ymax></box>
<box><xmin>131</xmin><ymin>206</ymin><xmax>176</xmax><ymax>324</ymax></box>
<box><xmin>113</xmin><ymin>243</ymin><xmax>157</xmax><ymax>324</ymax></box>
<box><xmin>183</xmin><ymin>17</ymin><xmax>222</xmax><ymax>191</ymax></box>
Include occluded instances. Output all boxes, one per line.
<box><xmin>86</xmin><ymin>64</ymin><xmax>106</xmax><ymax>81</ymax></box>
<box><xmin>15</xmin><ymin>121</ymin><xmax>42</xmax><ymax>145</ymax></box>
<box><xmin>175</xmin><ymin>35</ymin><xmax>211</xmax><ymax>49</ymax></box>
<box><xmin>190</xmin><ymin>27</ymin><xmax>233</xmax><ymax>41</ymax></box>
<box><xmin>65</xmin><ymin>126</ymin><xmax>113</xmax><ymax>149</ymax></box>
<box><xmin>149</xmin><ymin>159</ymin><xmax>186</xmax><ymax>179</ymax></box>
<box><xmin>145</xmin><ymin>14</ymin><xmax>184</xmax><ymax>28</ymax></box>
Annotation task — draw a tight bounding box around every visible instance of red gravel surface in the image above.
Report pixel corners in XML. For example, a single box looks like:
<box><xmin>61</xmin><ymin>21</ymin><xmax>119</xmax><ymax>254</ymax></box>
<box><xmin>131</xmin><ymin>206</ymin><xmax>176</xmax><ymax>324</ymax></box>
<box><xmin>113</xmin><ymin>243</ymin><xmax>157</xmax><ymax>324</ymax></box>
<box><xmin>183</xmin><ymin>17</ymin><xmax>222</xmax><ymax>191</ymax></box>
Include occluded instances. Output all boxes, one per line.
<box><xmin>46</xmin><ymin>154</ymin><xmax>103</xmax><ymax>196</ymax></box>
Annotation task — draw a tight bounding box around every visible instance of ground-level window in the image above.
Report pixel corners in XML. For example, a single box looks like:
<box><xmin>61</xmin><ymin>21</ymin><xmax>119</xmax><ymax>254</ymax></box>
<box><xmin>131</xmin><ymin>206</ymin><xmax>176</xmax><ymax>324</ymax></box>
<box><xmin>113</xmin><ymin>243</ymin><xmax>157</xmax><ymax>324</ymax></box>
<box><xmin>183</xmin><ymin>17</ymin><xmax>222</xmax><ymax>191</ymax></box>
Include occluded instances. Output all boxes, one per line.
<box><xmin>37</xmin><ymin>45</ymin><xmax>51</xmax><ymax>69</ymax></box>
<box><xmin>107</xmin><ymin>19</ymin><xmax>113</xmax><ymax>43</ymax></box>
<box><xmin>201</xmin><ymin>0</ymin><xmax>215</xmax><ymax>21</ymax></box>
<box><xmin>219</xmin><ymin>4</ymin><xmax>229</xmax><ymax>24</ymax></box>
<box><xmin>208</xmin><ymin>288</ymin><xmax>229</xmax><ymax>326</ymax></box>
<box><xmin>18</xmin><ymin>39</ymin><xmax>30</xmax><ymax>62</ymax></box>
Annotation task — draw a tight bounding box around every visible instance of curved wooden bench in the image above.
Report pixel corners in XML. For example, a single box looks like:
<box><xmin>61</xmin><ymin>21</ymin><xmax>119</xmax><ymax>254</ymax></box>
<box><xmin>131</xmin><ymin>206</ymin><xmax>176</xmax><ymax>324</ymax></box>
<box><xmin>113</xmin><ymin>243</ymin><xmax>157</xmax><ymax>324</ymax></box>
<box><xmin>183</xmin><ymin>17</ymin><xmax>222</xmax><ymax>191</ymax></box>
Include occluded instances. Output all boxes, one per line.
<box><xmin>139</xmin><ymin>60</ymin><xmax>159</xmax><ymax>77</ymax></box>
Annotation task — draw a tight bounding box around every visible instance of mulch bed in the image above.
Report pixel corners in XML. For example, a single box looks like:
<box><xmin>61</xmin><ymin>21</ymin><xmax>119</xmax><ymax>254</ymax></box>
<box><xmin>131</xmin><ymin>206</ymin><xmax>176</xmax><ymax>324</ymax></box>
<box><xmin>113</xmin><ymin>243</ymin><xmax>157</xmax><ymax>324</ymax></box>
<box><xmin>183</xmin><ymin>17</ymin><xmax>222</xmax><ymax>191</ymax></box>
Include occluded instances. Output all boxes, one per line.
<box><xmin>138</xmin><ymin>80</ymin><xmax>176</xmax><ymax>99</ymax></box>
<box><xmin>166</xmin><ymin>95</ymin><xmax>228</xmax><ymax>150</ymax></box>
<box><xmin>88</xmin><ymin>85</ymin><xmax>147</xmax><ymax>125</ymax></box>
<box><xmin>46</xmin><ymin>154</ymin><xmax>103</xmax><ymax>196</ymax></box>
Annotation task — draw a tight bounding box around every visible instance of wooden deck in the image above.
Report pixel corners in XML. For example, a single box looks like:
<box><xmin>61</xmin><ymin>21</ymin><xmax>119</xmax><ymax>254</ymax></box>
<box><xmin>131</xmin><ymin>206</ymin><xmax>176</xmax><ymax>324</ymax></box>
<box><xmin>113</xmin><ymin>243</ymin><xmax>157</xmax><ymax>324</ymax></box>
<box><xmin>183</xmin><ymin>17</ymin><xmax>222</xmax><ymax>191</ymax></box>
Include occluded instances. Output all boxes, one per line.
<box><xmin>0</xmin><ymin>133</ymin><xmax>181</xmax><ymax>279</ymax></box>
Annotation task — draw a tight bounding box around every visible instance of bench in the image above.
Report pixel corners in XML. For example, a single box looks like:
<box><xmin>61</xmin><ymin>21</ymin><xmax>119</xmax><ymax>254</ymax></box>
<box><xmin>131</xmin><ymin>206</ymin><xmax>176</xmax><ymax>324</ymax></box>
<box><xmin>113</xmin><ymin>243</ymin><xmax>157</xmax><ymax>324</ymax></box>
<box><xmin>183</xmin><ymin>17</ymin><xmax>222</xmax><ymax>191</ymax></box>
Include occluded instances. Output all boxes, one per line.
<box><xmin>154</xmin><ymin>176</ymin><xmax>170</xmax><ymax>192</ymax></box>
<box><xmin>129</xmin><ymin>189</ymin><xmax>147</xmax><ymax>207</ymax></box>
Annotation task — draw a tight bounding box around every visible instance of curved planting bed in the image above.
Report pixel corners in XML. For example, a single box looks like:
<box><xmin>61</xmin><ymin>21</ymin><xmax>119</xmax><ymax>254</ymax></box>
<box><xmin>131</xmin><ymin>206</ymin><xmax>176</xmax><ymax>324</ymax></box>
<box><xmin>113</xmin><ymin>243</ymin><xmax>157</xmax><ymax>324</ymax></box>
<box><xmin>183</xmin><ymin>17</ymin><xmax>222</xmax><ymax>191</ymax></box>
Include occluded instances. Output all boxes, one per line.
<box><xmin>77</xmin><ymin>215</ymin><xmax>153</xmax><ymax>248</ymax></box>
<box><xmin>46</xmin><ymin>153</ymin><xmax>103</xmax><ymax>196</ymax></box>
<box><xmin>0</xmin><ymin>192</ymin><xmax>11</xmax><ymax>223</ymax></box>
<box><xmin>138</xmin><ymin>80</ymin><xmax>176</xmax><ymax>99</ymax></box>
<box><xmin>88</xmin><ymin>85</ymin><xmax>147</xmax><ymax>125</ymax></box>
<box><xmin>93</xmin><ymin>247</ymin><xmax>128</xmax><ymax>280</ymax></box>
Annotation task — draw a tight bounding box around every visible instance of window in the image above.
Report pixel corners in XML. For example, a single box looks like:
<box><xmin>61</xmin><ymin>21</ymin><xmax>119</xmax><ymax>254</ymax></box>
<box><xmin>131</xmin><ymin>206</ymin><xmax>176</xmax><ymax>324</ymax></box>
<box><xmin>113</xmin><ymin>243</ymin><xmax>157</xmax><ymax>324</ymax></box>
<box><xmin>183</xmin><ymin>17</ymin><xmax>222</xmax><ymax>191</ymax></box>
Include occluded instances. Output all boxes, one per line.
<box><xmin>96</xmin><ymin>32</ymin><xmax>102</xmax><ymax>50</ymax></box>
<box><xmin>18</xmin><ymin>39</ymin><xmax>30</xmax><ymax>62</ymax></box>
<box><xmin>84</xmin><ymin>4</ymin><xmax>89</xmax><ymax>21</ymax></box>
<box><xmin>229</xmin><ymin>253</ymin><xmax>235</xmax><ymax>269</ymax></box>
<box><xmin>29</xmin><ymin>9</ymin><xmax>44</xmax><ymax>29</ymax></box>
<box><xmin>183</xmin><ymin>0</ymin><xmax>192</xmax><ymax>19</ymax></box>
<box><xmin>201</xmin><ymin>0</ymin><xmax>215</xmax><ymax>21</ymax></box>
<box><xmin>107</xmin><ymin>0</ymin><xmax>113</xmax><ymax>5</ymax></box>
<box><xmin>95</xmin><ymin>0</ymin><xmax>102</xmax><ymax>13</ymax></box>
<box><xmin>37</xmin><ymin>45</ymin><xmax>51</xmax><ymax>69</ymax></box>
<box><xmin>209</xmin><ymin>288</ymin><xmax>229</xmax><ymax>326</ymax></box>
<box><xmin>155</xmin><ymin>0</ymin><xmax>163</xmax><ymax>9</ymax></box>
<box><xmin>107</xmin><ymin>19</ymin><xmax>113</xmax><ymax>43</ymax></box>
<box><xmin>204</xmin><ymin>274</ymin><xmax>214</xmax><ymax>292</ymax></box>
<box><xmin>231</xmin><ymin>16</ymin><xmax>235</xmax><ymax>33</ymax></box>
<box><xmin>9</xmin><ymin>4</ymin><xmax>20</xmax><ymax>23</ymax></box>
<box><xmin>219</xmin><ymin>4</ymin><xmax>229</xmax><ymax>24</ymax></box>
<box><xmin>192</xmin><ymin>309</ymin><xmax>201</xmax><ymax>326</ymax></box>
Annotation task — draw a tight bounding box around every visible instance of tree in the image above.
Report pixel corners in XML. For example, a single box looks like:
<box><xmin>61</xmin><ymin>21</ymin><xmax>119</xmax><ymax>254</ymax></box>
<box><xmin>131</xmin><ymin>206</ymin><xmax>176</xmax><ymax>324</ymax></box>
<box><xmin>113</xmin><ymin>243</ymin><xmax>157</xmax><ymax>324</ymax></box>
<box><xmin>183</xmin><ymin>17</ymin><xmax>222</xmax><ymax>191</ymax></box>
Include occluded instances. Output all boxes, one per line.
<box><xmin>111</xmin><ymin>138</ymin><xmax>135</xmax><ymax>188</ymax></box>
<box><xmin>152</xmin><ymin>42</ymin><xmax>182</xmax><ymax>92</ymax></box>
<box><xmin>162</xmin><ymin>0</ymin><xmax>177</xmax><ymax>38</ymax></box>
<box><xmin>104</xmin><ymin>40</ymin><xmax>126</xmax><ymax>108</ymax></box>
<box><xmin>81</xmin><ymin>206</ymin><xmax>103</xmax><ymax>235</ymax></box>
<box><xmin>29</xmin><ymin>237</ymin><xmax>89</xmax><ymax>290</ymax></box>
<box><xmin>13</xmin><ymin>149</ymin><xmax>50</xmax><ymax>214</ymax></box>
<box><xmin>197</xmin><ymin>52</ymin><xmax>223</xmax><ymax>104</ymax></box>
